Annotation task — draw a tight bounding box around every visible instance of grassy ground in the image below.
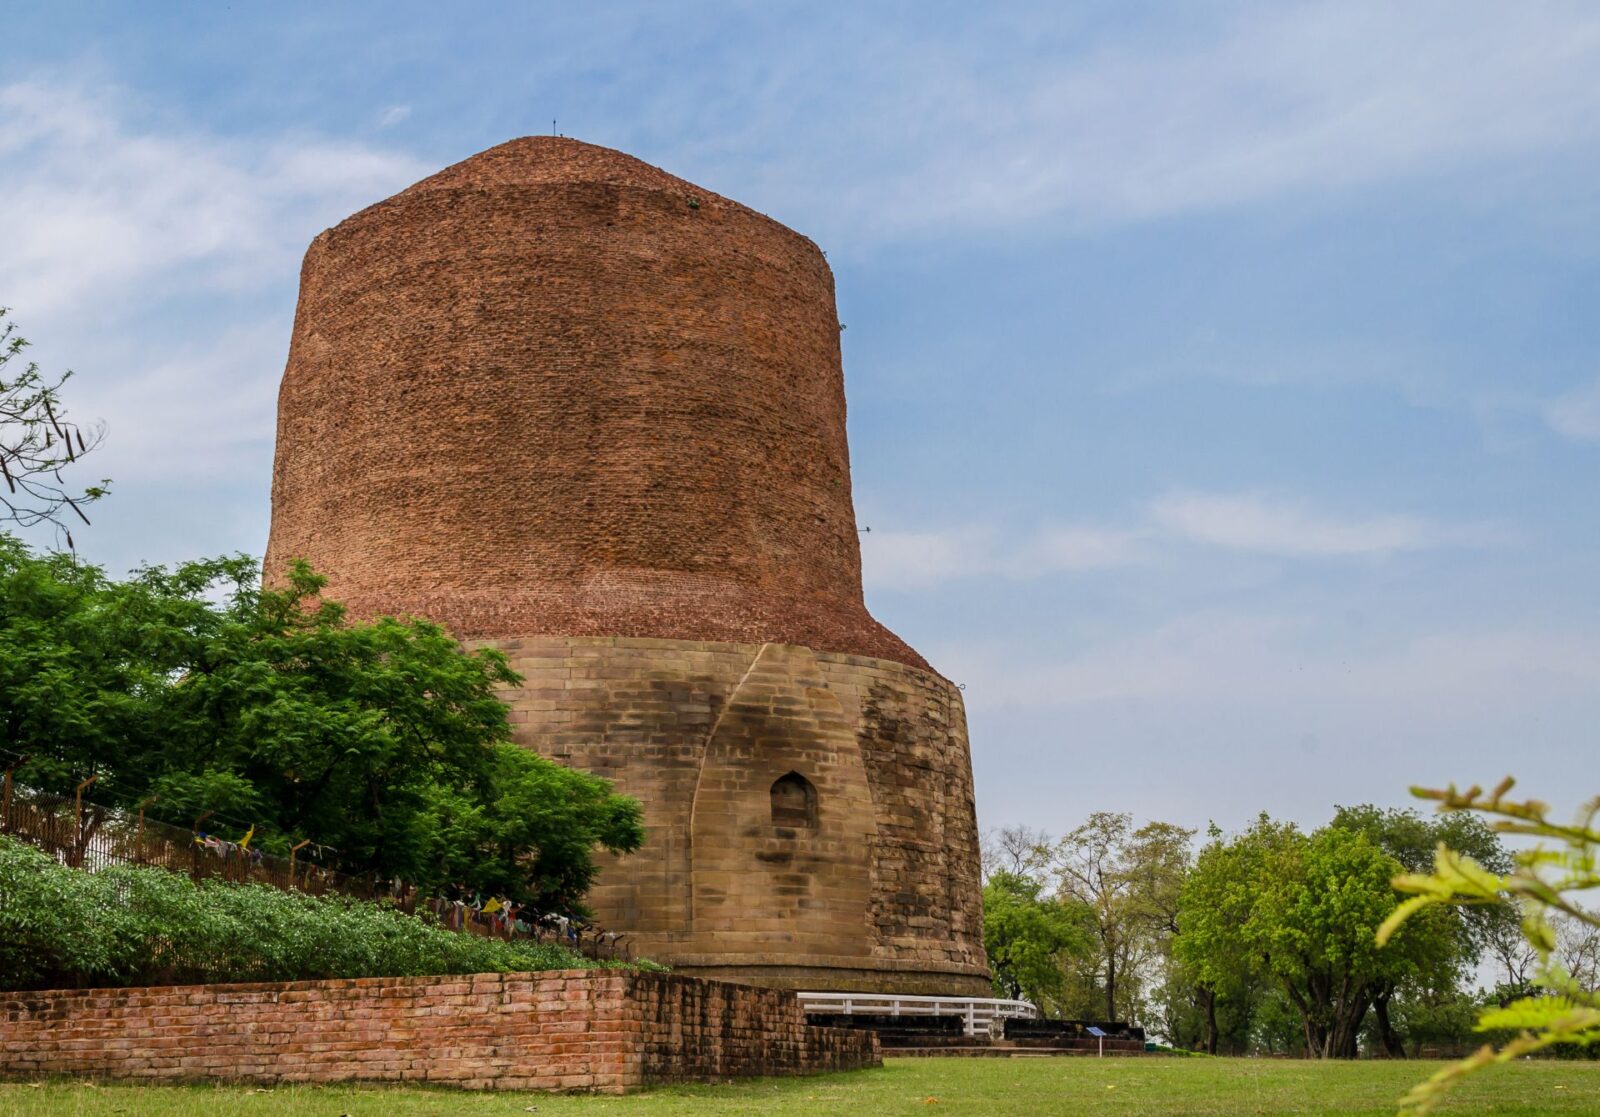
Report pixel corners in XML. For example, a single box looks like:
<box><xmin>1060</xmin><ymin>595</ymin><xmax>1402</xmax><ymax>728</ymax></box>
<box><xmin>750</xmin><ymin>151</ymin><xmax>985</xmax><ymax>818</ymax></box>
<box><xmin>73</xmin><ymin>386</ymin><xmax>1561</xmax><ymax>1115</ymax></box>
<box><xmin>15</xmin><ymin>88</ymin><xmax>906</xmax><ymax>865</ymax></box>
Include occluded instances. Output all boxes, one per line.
<box><xmin>2</xmin><ymin>1057</ymin><xmax>1597</xmax><ymax>1116</ymax></box>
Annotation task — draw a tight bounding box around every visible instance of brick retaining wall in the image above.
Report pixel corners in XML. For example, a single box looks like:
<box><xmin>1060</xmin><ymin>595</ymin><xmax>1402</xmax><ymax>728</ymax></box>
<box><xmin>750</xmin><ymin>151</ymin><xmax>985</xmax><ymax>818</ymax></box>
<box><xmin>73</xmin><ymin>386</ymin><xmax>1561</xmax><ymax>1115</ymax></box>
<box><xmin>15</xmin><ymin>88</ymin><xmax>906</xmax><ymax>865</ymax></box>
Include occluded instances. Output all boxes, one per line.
<box><xmin>0</xmin><ymin>970</ymin><xmax>877</xmax><ymax>1093</ymax></box>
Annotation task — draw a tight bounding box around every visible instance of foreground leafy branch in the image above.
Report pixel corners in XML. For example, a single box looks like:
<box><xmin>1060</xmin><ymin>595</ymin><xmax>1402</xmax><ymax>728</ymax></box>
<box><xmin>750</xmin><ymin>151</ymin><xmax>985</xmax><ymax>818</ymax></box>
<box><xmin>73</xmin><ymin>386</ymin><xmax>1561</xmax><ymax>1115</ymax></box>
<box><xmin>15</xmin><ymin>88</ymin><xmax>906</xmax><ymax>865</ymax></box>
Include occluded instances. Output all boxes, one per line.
<box><xmin>1378</xmin><ymin>778</ymin><xmax>1600</xmax><ymax>1114</ymax></box>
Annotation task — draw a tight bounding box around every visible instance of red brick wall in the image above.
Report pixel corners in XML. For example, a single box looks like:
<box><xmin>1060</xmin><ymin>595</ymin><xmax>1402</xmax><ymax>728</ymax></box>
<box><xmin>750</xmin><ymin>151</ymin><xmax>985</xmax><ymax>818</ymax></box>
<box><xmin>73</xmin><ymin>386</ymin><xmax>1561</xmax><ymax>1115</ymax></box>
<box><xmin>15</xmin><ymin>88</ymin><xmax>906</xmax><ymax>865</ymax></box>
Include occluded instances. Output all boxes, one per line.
<box><xmin>265</xmin><ymin>136</ymin><xmax>922</xmax><ymax>669</ymax></box>
<box><xmin>0</xmin><ymin>970</ymin><xmax>877</xmax><ymax>1093</ymax></box>
<box><xmin>629</xmin><ymin>974</ymin><xmax>878</xmax><ymax>1082</ymax></box>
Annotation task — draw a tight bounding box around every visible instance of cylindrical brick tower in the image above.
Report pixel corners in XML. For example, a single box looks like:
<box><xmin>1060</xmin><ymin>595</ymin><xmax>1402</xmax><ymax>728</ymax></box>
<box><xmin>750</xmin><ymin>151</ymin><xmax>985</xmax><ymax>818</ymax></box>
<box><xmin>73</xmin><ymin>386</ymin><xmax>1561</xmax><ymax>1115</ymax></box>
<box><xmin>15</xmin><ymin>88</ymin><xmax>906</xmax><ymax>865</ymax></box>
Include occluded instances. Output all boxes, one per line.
<box><xmin>267</xmin><ymin>137</ymin><xmax>989</xmax><ymax>995</ymax></box>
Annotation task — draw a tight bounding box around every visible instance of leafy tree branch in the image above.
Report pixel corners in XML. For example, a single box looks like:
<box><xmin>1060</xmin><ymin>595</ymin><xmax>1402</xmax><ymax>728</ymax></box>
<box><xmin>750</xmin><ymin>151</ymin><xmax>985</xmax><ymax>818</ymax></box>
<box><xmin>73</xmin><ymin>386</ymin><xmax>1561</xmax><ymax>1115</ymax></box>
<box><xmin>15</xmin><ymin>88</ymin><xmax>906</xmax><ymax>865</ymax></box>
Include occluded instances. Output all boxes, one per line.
<box><xmin>0</xmin><ymin>311</ymin><xmax>110</xmax><ymax>545</ymax></box>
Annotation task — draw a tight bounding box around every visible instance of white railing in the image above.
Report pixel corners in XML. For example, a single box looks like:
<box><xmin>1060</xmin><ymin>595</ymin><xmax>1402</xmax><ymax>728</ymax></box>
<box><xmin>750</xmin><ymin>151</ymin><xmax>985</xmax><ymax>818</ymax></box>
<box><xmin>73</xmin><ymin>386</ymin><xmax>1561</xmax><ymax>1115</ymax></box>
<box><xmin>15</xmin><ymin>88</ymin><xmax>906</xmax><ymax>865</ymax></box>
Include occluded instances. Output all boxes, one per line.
<box><xmin>797</xmin><ymin>992</ymin><xmax>1038</xmax><ymax>1038</ymax></box>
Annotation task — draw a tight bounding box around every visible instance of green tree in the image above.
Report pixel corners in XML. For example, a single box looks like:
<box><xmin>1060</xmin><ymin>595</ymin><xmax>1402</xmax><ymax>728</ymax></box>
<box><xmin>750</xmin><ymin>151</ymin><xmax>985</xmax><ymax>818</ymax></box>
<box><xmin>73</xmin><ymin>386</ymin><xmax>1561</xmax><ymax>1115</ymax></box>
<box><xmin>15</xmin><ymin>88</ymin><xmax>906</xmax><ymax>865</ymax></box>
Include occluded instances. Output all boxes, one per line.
<box><xmin>983</xmin><ymin>870</ymin><xmax>1094</xmax><ymax>1009</ymax></box>
<box><xmin>1177</xmin><ymin>815</ymin><xmax>1460</xmax><ymax>1058</ymax></box>
<box><xmin>1252</xmin><ymin>985</ymin><xmax>1309</xmax><ymax>1056</ymax></box>
<box><xmin>1044</xmin><ymin>812</ymin><xmax>1193</xmax><ymax>1022</ymax></box>
<box><xmin>1331</xmin><ymin>804</ymin><xmax>1509</xmax><ymax>1057</ymax></box>
<box><xmin>0</xmin><ymin>536</ymin><xmax>642</xmax><ymax>911</ymax></box>
<box><xmin>1386</xmin><ymin>986</ymin><xmax>1481</xmax><ymax>1058</ymax></box>
<box><xmin>1554</xmin><ymin>912</ymin><xmax>1600</xmax><ymax>993</ymax></box>
<box><xmin>1261</xmin><ymin>826</ymin><xmax>1459</xmax><ymax>1058</ymax></box>
<box><xmin>1174</xmin><ymin>815</ymin><xmax>1299</xmax><ymax>1053</ymax></box>
<box><xmin>1149</xmin><ymin>954</ymin><xmax>1272</xmax><ymax>1055</ymax></box>
<box><xmin>0</xmin><ymin>311</ymin><xmax>109</xmax><ymax>543</ymax></box>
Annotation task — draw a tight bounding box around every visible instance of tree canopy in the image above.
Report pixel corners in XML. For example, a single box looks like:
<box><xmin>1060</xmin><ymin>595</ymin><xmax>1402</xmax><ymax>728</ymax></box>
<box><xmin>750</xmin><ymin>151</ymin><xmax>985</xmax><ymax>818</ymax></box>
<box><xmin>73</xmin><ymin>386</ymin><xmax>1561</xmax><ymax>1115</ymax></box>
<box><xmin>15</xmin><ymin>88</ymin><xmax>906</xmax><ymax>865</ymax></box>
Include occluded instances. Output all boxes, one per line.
<box><xmin>1176</xmin><ymin>812</ymin><xmax>1468</xmax><ymax>1059</ymax></box>
<box><xmin>1172</xmin><ymin>815</ymin><xmax>1300</xmax><ymax>1053</ymax></box>
<box><xmin>984</xmin><ymin>802</ymin><xmax>1505</xmax><ymax>1059</ymax></box>
<box><xmin>1043</xmin><ymin>812</ymin><xmax>1194</xmax><ymax>1021</ymax></box>
<box><xmin>981</xmin><ymin>815</ymin><xmax>1194</xmax><ymax>1024</ymax></box>
<box><xmin>0</xmin><ymin>535</ymin><xmax>642</xmax><ymax>912</ymax></box>
<box><xmin>982</xmin><ymin>869</ymin><xmax>1094</xmax><ymax>1009</ymax></box>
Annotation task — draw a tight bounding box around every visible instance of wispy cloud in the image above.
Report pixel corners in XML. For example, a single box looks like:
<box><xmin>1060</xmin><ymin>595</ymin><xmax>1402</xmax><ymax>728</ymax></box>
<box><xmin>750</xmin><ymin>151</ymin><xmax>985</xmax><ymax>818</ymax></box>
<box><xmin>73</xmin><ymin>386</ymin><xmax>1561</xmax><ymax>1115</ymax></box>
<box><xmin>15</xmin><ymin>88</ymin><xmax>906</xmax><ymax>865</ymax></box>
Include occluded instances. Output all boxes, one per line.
<box><xmin>88</xmin><ymin>320</ymin><xmax>288</xmax><ymax>483</ymax></box>
<box><xmin>376</xmin><ymin>105</ymin><xmax>412</xmax><ymax>129</ymax></box>
<box><xmin>0</xmin><ymin>76</ymin><xmax>429</xmax><ymax>502</ymax></box>
<box><xmin>1544</xmin><ymin>376</ymin><xmax>1600</xmax><ymax>441</ymax></box>
<box><xmin>940</xmin><ymin>613</ymin><xmax>1600</xmax><ymax>713</ymax></box>
<box><xmin>864</xmin><ymin>523</ymin><xmax>1143</xmax><ymax>591</ymax></box>
<box><xmin>0</xmin><ymin>79</ymin><xmax>427</xmax><ymax>318</ymax></box>
<box><xmin>673</xmin><ymin>1</ymin><xmax>1600</xmax><ymax>243</ymax></box>
<box><xmin>865</xmin><ymin>491</ymin><xmax>1508</xmax><ymax>590</ymax></box>
<box><xmin>1148</xmin><ymin>491</ymin><xmax>1507</xmax><ymax>558</ymax></box>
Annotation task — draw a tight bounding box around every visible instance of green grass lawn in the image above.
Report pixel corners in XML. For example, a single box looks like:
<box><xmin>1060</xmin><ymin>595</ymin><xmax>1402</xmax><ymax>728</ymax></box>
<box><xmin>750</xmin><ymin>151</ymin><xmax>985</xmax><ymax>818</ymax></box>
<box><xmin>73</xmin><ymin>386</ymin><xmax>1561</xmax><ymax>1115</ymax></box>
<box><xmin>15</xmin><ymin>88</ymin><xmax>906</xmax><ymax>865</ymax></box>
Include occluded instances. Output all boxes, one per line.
<box><xmin>1</xmin><ymin>1058</ymin><xmax>1597</xmax><ymax>1117</ymax></box>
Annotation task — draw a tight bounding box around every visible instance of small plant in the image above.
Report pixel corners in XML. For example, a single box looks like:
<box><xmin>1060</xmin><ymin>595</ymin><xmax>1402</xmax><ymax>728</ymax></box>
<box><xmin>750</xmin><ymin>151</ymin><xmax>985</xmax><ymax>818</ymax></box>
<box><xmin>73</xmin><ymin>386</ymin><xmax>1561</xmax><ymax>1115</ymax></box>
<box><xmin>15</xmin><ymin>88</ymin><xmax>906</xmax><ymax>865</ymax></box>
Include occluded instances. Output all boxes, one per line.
<box><xmin>1379</xmin><ymin>778</ymin><xmax>1600</xmax><ymax>1115</ymax></box>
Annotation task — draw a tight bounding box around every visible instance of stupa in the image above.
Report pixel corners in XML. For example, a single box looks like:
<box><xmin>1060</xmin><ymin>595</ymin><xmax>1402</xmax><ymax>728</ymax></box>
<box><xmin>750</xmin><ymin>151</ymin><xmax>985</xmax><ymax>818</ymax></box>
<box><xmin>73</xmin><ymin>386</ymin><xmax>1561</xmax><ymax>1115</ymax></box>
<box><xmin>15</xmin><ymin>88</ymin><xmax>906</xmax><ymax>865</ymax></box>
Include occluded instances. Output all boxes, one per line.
<box><xmin>265</xmin><ymin>137</ymin><xmax>990</xmax><ymax>994</ymax></box>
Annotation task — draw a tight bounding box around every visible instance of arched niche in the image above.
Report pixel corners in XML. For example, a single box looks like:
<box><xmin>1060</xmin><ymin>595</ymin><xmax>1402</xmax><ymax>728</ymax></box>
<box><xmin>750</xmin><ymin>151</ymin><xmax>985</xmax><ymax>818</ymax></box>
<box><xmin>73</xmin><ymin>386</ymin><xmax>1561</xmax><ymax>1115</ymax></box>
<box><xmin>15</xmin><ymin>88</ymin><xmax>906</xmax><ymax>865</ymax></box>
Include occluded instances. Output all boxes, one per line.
<box><xmin>770</xmin><ymin>771</ymin><xmax>818</xmax><ymax>830</ymax></box>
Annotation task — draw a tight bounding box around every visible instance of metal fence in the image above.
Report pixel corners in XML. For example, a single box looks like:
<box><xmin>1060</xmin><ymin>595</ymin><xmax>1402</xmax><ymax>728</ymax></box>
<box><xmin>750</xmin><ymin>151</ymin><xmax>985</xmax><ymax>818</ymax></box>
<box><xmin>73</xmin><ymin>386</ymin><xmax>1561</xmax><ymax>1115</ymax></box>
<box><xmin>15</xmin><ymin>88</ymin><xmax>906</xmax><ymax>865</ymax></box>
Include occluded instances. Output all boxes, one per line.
<box><xmin>0</xmin><ymin>782</ymin><xmax>363</xmax><ymax>894</ymax></box>
<box><xmin>0</xmin><ymin>780</ymin><xmax>631</xmax><ymax>960</ymax></box>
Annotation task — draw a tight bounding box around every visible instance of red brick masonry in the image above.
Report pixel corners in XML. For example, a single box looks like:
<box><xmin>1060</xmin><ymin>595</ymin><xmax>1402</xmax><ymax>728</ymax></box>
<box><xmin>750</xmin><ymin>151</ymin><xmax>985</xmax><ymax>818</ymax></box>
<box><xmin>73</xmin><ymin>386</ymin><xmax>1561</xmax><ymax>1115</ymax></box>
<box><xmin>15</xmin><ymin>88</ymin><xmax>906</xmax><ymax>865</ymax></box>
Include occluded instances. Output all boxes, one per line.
<box><xmin>0</xmin><ymin>970</ymin><xmax>878</xmax><ymax>1093</ymax></box>
<box><xmin>266</xmin><ymin>136</ymin><xmax>924</xmax><ymax>669</ymax></box>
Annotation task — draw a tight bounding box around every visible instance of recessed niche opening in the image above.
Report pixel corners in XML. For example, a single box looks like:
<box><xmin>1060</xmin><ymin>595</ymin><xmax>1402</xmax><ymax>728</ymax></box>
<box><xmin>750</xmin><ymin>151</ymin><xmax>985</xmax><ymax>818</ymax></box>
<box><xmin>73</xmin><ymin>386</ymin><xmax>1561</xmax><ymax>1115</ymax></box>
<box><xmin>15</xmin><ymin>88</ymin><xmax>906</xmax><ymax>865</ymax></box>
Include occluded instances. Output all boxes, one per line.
<box><xmin>770</xmin><ymin>771</ymin><xmax>818</xmax><ymax>830</ymax></box>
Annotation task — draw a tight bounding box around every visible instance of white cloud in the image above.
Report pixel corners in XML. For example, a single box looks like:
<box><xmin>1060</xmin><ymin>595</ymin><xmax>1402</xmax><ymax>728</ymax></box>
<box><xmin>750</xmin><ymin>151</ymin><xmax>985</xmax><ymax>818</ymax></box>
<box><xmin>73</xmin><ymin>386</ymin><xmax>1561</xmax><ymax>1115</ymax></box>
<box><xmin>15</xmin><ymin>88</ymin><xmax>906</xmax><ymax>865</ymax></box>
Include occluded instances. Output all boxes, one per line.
<box><xmin>688</xmin><ymin>1</ymin><xmax>1600</xmax><ymax>241</ymax></box>
<box><xmin>944</xmin><ymin>613</ymin><xmax>1297</xmax><ymax>708</ymax></box>
<box><xmin>1545</xmin><ymin>377</ymin><xmax>1600</xmax><ymax>441</ymax></box>
<box><xmin>0</xmin><ymin>79</ymin><xmax>427</xmax><ymax>318</ymax></box>
<box><xmin>1148</xmin><ymin>491</ymin><xmax>1488</xmax><ymax>558</ymax></box>
<box><xmin>1026</xmin><ymin>525</ymin><xmax>1144</xmax><ymax>573</ymax></box>
<box><xmin>864</xmin><ymin>527</ymin><xmax>993</xmax><ymax>591</ymax></box>
<box><xmin>863</xmin><ymin>523</ymin><xmax>1141</xmax><ymax>591</ymax></box>
<box><xmin>377</xmin><ymin>105</ymin><xmax>412</xmax><ymax>129</ymax></box>
<box><xmin>87</xmin><ymin>320</ymin><xmax>289</xmax><ymax>483</ymax></box>
<box><xmin>0</xmin><ymin>76</ymin><xmax>429</xmax><ymax>504</ymax></box>
<box><xmin>941</xmin><ymin>612</ymin><xmax>1600</xmax><ymax>714</ymax></box>
<box><xmin>949</xmin><ymin>606</ymin><xmax>1600</xmax><ymax>837</ymax></box>
<box><xmin>865</xmin><ymin>491</ymin><xmax>1507</xmax><ymax>590</ymax></box>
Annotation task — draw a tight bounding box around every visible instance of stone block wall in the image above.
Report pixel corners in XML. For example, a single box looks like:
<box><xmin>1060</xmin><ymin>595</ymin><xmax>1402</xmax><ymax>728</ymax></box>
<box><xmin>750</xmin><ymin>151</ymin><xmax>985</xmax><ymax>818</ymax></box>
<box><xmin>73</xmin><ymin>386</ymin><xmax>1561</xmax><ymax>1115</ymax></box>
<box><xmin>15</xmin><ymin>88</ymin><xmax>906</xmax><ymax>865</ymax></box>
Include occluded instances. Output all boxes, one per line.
<box><xmin>0</xmin><ymin>971</ymin><xmax>877</xmax><ymax>1093</ymax></box>
<box><xmin>490</xmin><ymin>635</ymin><xmax>990</xmax><ymax>995</ymax></box>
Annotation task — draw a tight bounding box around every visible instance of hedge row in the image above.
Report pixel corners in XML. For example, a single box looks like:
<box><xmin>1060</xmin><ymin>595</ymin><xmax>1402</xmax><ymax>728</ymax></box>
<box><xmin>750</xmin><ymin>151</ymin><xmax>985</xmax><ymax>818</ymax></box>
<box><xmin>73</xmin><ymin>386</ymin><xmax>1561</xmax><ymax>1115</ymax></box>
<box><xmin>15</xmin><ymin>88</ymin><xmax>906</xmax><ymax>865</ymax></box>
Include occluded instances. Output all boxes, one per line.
<box><xmin>0</xmin><ymin>835</ymin><xmax>619</xmax><ymax>990</ymax></box>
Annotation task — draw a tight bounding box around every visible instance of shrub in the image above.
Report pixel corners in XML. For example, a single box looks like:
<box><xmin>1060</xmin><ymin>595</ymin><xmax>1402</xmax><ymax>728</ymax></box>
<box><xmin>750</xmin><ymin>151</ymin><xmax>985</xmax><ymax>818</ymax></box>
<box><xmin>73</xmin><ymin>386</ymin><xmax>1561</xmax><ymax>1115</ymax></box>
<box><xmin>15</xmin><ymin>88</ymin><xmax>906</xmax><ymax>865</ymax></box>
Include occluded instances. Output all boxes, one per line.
<box><xmin>0</xmin><ymin>835</ymin><xmax>630</xmax><ymax>990</ymax></box>
<box><xmin>0</xmin><ymin>536</ymin><xmax>644</xmax><ymax>911</ymax></box>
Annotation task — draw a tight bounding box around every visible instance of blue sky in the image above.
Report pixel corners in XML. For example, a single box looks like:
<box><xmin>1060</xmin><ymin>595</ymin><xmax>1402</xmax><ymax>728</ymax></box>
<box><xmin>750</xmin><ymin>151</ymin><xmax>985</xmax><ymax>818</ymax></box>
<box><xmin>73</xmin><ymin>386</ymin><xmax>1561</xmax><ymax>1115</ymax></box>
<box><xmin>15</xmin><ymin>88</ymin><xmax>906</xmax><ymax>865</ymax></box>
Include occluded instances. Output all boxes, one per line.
<box><xmin>5</xmin><ymin>2</ymin><xmax>1598</xmax><ymax>839</ymax></box>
